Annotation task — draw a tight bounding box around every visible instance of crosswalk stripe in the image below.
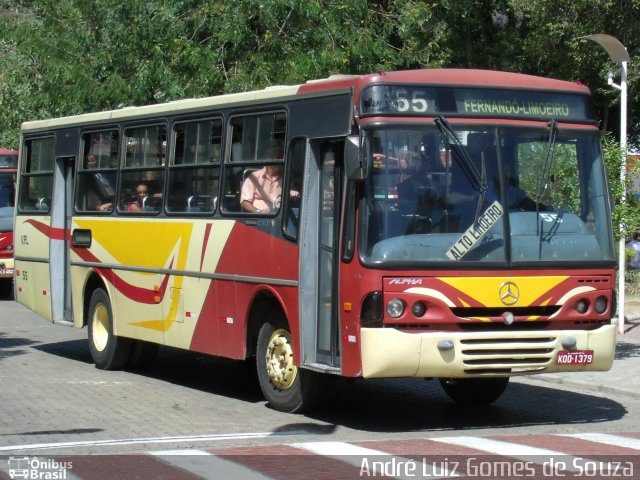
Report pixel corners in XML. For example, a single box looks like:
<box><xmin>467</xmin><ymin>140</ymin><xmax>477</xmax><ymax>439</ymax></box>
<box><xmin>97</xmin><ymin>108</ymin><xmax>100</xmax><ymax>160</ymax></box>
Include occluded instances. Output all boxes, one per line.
<box><xmin>293</xmin><ymin>441</ymin><xmax>390</xmax><ymax>456</ymax></box>
<box><xmin>560</xmin><ymin>433</ymin><xmax>640</xmax><ymax>450</ymax></box>
<box><xmin>430</xmin><ymin>434</ymin><xmax>636</xmax><ymax>475</ymax></box>
<box><xmin>151</xmin><ymin>449</ymin><xmax>211</xmax><ymax>455</ymax></box>
<box><xmin>152</xmin><ymin>449</ymin><xmax>273</xmax><ymax>480</ymax></box>
<box><xmin>431</xmin><ymin>436</ymin><xmax>567</xmax><ymax>456</ymax></box>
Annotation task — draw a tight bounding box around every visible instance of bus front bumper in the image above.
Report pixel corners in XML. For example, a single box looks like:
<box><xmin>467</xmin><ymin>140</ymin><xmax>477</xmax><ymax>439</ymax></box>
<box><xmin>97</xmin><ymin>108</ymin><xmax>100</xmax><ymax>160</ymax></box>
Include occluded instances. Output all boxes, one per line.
<box><xmin>0</xmin><ymin>258</ymin><xmax>14</xmax><ymax>278</ymax></box>
<box><xmin>360</xmin><ymin>323</ymin><xmax>616</xmax><ymax>378</ymax></box>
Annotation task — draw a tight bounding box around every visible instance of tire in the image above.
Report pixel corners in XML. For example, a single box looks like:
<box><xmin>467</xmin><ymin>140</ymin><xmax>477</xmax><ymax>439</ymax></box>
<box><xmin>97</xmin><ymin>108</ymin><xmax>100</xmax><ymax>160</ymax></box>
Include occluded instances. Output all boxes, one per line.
<box><xmin>128</xmin><ymin>340</ymin><xmax>159</xmax><ymax>370</ymax></box>
<box><xmin>256</xmin><ymin>318</ymin><xmax>322</xmax><ymax>413</ymax></box>
<box><xmin>87</xmin><ymin>288</ymin><xmax>132</xmax><ymax>370</ymax></box>
<box><xmin>0</xmin><ymin>279</ymin><xmax>13</xmax><ymax>300</ymax></box>
<box><xmin>439</xmin><ymin>377</ymin><xmax>509</xmax><ymax>405</ymax></box>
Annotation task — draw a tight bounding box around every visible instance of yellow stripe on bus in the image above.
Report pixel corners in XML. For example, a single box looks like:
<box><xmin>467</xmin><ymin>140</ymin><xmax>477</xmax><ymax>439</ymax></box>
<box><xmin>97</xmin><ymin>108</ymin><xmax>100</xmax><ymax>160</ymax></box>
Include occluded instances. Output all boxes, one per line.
<box><xmin>439</xmin><ymin>276</ymin><xmax>569</xmax><ymax>307</ymax></box>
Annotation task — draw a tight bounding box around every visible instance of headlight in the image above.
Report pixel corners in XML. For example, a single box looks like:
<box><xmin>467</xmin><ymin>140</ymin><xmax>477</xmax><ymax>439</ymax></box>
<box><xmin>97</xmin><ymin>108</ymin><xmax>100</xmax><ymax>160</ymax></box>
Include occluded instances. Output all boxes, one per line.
<box><xmin>386</xmin><ymin>298</ymin><xmax>405</xmax><ymax>318</ymax></box>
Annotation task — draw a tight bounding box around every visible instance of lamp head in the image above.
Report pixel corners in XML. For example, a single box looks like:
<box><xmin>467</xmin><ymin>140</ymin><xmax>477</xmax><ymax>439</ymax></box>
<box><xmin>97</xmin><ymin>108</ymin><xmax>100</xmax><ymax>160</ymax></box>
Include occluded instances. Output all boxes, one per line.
<box><xmin>608</xmin><ymin>69</ymin><xmax>614</xmax><ymax>86</ymax></box>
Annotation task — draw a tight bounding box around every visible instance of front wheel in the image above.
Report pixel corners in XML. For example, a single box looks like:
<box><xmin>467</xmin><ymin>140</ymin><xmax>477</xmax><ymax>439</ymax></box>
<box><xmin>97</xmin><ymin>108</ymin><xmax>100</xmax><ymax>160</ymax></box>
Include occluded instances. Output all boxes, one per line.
<box><xmin>256</xmin><ymin>319</ymin><xmax>322</xmax><ymax>413</ymax></box>
<box><xmin>439</xmin><ymin>377</ymin><xmax>509</xmax><ymax>405</ymax></box>
<box><xmin>87</xmin><ymin>288</ymin><xmax>132</xmax><ymax>370</ymax></box>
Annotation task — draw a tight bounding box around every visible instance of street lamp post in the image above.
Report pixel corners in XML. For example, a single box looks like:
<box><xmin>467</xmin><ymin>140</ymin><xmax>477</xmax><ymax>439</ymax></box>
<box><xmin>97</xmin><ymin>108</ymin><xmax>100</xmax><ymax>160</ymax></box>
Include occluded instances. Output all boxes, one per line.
<box><xmin>582</xmin><ymin>34</ymin><xmax>630</xmax><ymax>335</ymax></box>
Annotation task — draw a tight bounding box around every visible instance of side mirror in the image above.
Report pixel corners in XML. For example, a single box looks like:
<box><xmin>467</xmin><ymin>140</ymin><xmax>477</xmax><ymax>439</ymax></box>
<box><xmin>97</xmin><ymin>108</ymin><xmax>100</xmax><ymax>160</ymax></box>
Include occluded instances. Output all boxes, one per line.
<box><xmin>344</xmin><ymin>135</ymin><xmax>367</xmax><ymax>180</ymax></box>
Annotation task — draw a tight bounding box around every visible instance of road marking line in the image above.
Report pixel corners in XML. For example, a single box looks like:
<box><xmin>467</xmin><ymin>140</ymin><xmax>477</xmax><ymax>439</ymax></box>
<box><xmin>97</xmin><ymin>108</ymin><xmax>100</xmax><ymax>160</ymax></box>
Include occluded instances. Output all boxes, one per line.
<box><xmin>559</xmin><ymin>433</ymin><xmax>640</xmax><ymax>450</ymax></box>
<box><xmin>0</xmin><ymin>430</ymin><xmax>307</xmax><ymax>452</ymax></box>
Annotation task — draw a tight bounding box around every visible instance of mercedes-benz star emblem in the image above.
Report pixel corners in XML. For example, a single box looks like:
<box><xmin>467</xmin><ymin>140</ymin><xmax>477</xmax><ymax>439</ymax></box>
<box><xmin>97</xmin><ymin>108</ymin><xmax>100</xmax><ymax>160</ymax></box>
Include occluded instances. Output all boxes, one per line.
<box><xmin>499</xmin><ymin>281</ymin><xmax>520</xmax><ymax>306</ymax></box>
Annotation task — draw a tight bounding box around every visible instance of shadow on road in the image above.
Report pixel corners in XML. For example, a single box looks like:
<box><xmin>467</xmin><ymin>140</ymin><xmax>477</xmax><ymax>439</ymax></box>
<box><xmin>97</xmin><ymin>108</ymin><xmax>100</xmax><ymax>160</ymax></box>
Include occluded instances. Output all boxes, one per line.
<box><xmin>304</xmin><ymin>376</ymin><xmax>628</xmax><ymax>433</ymax></box>
<box><xmin>0</xmin><ymin>331</ymin><xmax>39</xmax><ymax>361</ymax></box>
<box><xmin>33</xmin><ymin>339</ymin><xmax>93</xmax><ymax>364</ymax></box>
<box><xmin>29</xmin><ymin>337</ymin><xmax>628</xmax><ymax>434</ymax></box>
<box><xmin>615</xmin><ymin>340</ymin><xmax>640</xmax><ymax>359</ymax></box>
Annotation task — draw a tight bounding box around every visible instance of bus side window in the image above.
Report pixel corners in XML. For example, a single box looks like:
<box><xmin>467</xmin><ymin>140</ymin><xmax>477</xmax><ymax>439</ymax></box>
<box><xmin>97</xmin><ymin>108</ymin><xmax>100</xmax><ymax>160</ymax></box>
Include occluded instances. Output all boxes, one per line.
<box><xmin>223</xmin><ymin>112</ymin><xmax>286</xmax><ymax>214</ymax></box>
<box><xmin>119</xmin><ymin>125</ymin><xmax>167</xmax><ymax>214</ymax></box>
<box><xmin>18</xmin><ymin>137</ymin><xmax>54</xmax><ymax>214</ymax></box>
<box><xmin>166</xmin><ymin>119</ymin><xmax>221</xmax><ymax>214</ymax></box>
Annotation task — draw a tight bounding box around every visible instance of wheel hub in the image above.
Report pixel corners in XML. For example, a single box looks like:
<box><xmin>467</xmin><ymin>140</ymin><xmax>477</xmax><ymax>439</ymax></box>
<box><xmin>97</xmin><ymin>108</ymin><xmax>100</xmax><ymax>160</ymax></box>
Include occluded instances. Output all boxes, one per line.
<box><xmin>92</xmin><ymin>303</ymin><xmax>109</xmax><ymax>352</ymax></box>
<box><xmin>265</xmin><ymin>328</ymin><xmax>297</xmax><ymax>390</ymax></box>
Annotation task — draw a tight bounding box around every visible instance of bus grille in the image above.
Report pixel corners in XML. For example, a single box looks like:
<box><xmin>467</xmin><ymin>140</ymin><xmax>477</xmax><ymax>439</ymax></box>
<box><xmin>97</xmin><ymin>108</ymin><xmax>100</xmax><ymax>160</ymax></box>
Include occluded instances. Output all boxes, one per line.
<box><xmin>459</xmin><ymin>336</ymin><xmax>557</xmax><ymax>374</ymax></box>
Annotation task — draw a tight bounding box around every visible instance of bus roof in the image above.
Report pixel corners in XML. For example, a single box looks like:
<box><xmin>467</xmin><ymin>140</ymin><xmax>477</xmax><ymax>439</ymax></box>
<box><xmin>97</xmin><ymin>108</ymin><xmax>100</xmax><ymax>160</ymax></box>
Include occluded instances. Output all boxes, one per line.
<box><xmin>0</xmin><ymin>148</ymin><xmax>18</xmax><ymax>155</ymax></box>
<box><xmin>21</xmin><ymin>69</ymin><xmax>591</xmax><ymax>132</ymax></box>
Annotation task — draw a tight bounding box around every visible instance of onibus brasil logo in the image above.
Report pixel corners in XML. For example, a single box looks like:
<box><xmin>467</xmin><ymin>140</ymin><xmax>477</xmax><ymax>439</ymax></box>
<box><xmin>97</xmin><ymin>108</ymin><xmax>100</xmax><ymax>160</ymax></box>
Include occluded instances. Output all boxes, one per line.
<box><xmin>8</xmin><ymin>457</ymin><xmax>72</xmax><ymax>479</ymax></box>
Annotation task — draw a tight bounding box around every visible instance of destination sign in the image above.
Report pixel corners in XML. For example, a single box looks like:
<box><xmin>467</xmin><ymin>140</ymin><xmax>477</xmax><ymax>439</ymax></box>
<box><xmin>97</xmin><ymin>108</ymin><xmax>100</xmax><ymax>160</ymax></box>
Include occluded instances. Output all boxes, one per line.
<box><xmin>0</xmin><ymin>154</ymin><xmax>18</xmax><ymax>168</ymax></box>
<box><xmin>360</xmin><ymin>85</ymin><xmax>593</xmax><ymax>121</ymax></box>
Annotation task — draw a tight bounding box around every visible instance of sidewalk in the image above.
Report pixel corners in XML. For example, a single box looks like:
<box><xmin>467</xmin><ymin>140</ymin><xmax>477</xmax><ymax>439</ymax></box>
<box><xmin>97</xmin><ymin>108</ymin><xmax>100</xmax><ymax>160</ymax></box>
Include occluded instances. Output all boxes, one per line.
<box><xmin>516</xmin><ymin>297</ymin><xmax>640</xmax><ymax>399</ymax></box>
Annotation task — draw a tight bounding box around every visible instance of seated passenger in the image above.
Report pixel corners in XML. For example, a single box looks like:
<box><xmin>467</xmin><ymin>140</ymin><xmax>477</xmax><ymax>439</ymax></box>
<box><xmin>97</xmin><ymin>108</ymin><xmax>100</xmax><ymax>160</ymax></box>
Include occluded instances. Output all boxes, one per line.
<box><xmin>240</xmin><ymin>142</ymin><xmax>285</xmax><ymax>214</ymax></box>
<box><xmin>240</xmin><ymin>164</ymin><xmax>282</xmax><ymax>214</ymax></box>
<box><xmin>128</xmin><ymin>183</ymin><xmax>150</xmax><ymax>212</ymax></box>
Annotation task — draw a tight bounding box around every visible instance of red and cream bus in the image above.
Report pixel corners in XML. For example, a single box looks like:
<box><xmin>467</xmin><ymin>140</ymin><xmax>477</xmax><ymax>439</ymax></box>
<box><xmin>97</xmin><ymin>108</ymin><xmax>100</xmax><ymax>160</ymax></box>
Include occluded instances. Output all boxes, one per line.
<box><xmin>15</xmin><ymin>69</ymin><xmax>616</xmax><ymax>412</ymax></box>
<box><xmin>0</xmin><ymin>148</ymin><xmax>18</xmax><ymax>294</ymax></box>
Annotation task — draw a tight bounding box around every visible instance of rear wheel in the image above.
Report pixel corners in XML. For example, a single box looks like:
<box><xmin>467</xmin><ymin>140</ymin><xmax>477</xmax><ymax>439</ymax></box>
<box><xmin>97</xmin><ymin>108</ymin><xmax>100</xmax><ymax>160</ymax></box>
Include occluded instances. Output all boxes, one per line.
<box><xmin>87</xmin><ymin>288</ymin><xmax>132</xmax><ymax>370</ymax></box>
<box><xmin>439</xmin><ymin>377</ymin><xmax>509</xmax><ymax>405</ymax></box>
<box><xmin>256</xmin><ymin>318</ymin><xmax>322</xmax><ymax>413</ymax></box>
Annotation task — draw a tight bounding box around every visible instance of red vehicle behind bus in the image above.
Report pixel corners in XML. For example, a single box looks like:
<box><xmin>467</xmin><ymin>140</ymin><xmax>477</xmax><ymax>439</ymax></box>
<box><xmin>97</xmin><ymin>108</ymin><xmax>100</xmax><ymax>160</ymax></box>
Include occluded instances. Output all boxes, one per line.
<box><xmin>15</xmin><ymin>69</ymin><xmax>616</xmax><ymax>412</ymax></box>
<box><xmin>0</xmin><ymin>148</ymin><xmax>17</xmax><ymax>294</ymax></box>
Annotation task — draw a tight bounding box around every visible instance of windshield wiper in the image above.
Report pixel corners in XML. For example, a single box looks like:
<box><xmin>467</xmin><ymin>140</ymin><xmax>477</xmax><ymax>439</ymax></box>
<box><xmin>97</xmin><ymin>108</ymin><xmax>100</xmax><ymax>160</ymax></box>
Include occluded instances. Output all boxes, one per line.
<box><xmin>535</xmin><ymin>119</ymin><xmax>558</xmax><ymax>246</ymax></box>
<box><xmin>435</xmin><ymin>116</ymin><xmax>488</xmax><ymax>224</ymax></box>
<box><xmin>536</xmin><ymin>119</ymin><xmax>558</xmax><ymax>207</ymax></box>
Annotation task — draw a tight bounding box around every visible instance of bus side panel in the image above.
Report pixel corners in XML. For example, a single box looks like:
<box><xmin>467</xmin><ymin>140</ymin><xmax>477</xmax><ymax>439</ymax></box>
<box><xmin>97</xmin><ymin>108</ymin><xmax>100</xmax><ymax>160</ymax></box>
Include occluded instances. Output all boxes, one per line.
<box><xmin>190</xmin><ymin>222</ymin><xmax>300</xmax><ymax>359</ymax></box>
<box><xmin>112</xmin><ymin>269</ymin><xmax>165</xmax><ymax>344</ymax></box>
<box><xmin>71</xmin><ymin>217</ymin><xmax>237</xmax><ymax>349</ymax></box>
<box><xmin>216</xmin><ymin>279</ymin><xmax>242</xmax><ymax>359</ymax></box>
<box><xmin>14</xmin><ymin>215</ymin><xmax>53</xmax><ymax>321</ymax></box>
<box><xmin>163</xmin><ymin>220</ymin><xmax>238</xmax><ymax>351</ymax></box>
<box><xmin>164</xmin><ymin>275</ymin><xmax>216</xmax><ymax>351</ymax></box>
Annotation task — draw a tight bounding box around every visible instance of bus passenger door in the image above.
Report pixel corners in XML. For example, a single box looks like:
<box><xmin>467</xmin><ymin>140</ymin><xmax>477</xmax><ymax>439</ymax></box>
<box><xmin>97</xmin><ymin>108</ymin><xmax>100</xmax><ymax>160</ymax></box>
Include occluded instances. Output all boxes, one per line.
<box><xmin>49</xmin><ymin>156</ymin><xmax>75</xmax><ymax>324</ymax></box>
<box><xmin>298</xmin><ymin>139</ymin><xmax>342</xmax><ymax>370</ymax></box>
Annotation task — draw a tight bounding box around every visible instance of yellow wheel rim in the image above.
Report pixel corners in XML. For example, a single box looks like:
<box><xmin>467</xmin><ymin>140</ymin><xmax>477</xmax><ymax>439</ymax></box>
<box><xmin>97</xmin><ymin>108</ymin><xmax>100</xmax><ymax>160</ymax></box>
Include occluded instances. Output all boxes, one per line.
<box><xmin>92</xmin><ymin>303</ymin><xmax>109</xmax><ymax>352</ymax></box>
<box><xmin>265</xmin><ymin>328</ymin><xmax>297</xmax><ymax>390</ymax></box>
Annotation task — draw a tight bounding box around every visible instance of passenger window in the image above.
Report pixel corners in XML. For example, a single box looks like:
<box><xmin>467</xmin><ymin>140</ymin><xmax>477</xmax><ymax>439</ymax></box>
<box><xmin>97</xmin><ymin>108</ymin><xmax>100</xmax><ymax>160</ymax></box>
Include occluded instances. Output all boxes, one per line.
<box><xmin>18</xmin><ymin>137</ymin><xmax>54</xmax><ymax>213</ymax></box>
<box><xmin>124</xmin><ymin>125</ymin><xmax>166</xmax><ymax>167</ymax></box>
<box><xmin>167</xmin><ymin>119</ymin><xmax>221</xmax><ymax>214</ymax></box>
<box><xmin>222</xmin><ymin>112</ymin><xmax>286</xmax><ymax>214</ymax></box>
<box><xmin>76</xmin><ymin>131</ymin><xmax>118</xmax><ymax>213</ymax></box>
<box><xmin>119</xmin><ymin>125</ymin><xmax>166</xmax><ymax>214</ymax></box>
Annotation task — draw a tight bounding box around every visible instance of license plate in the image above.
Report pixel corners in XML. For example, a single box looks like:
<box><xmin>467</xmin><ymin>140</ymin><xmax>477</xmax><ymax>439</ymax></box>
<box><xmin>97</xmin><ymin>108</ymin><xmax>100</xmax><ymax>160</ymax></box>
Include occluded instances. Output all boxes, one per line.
<box><xmin>0</xmin><ymin>268</ymin><xmax>13</xmax><ymax>276</ymax></box>
<box><xmin>557</xmin><ymin>350</ymin><xmax>594</xmax><ymax>365</ymax></box>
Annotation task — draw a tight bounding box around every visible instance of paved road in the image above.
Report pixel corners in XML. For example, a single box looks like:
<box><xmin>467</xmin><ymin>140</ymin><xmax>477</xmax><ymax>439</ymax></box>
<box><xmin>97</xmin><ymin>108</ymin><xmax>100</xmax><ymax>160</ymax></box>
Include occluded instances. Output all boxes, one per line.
<box><xmin>0</xmin><ymin>432</ymin><xmax>638</xmax><ymax>479</ymax></box>
<box><xmin>2</xmin><ymin>298</ymin><xmax>640</xmax><ymax>479</ymax></box>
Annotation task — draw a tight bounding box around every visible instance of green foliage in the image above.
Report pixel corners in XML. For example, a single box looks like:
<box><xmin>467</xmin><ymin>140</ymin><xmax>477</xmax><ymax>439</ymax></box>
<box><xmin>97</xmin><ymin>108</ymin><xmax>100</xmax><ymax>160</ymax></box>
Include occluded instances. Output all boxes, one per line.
<box><xmin>1</xmin><ymin>0</ymin><xmax>639</xmax><ymax>165</ymax></box>
<box><xmin>603</xmin><ymin>132</ymin><xmax>640</xmax><ymax>241</ymax></box>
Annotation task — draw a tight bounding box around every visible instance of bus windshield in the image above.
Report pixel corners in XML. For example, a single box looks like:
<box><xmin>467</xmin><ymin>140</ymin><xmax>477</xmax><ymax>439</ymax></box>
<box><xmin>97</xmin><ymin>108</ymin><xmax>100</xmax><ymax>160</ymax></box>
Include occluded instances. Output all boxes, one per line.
<box><xmin>362</xmin><ymin>124</ymin><xmax>615</xmax><ymax>265</ymax></box>
<box><xmin>0</xmin><ymin>171</ymin><xmax>15</xmax><ymax>232</ymax></box>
